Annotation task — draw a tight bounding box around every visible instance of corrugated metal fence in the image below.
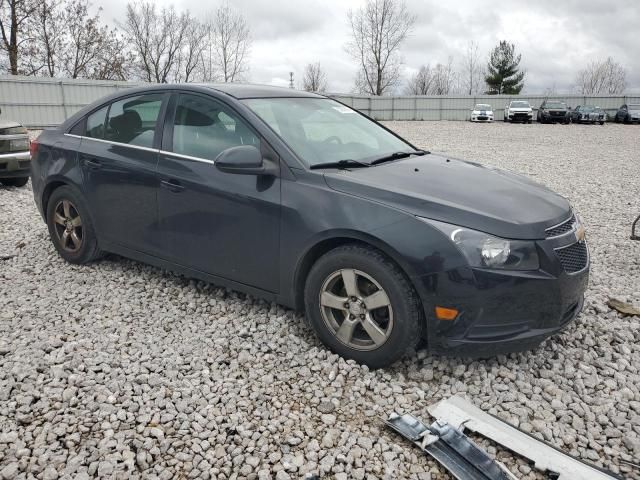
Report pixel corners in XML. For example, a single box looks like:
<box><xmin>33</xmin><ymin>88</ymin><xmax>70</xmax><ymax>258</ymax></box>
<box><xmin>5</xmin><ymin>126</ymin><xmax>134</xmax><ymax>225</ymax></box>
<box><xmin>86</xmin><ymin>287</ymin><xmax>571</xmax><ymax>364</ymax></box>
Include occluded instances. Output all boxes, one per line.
<box><xmin>0</xmin><ymin>76</ymin><xmax>141</xmax><ymax>128</ymax></box>
<box><xmin>0</xmin><ymin>75</ymin><xmax>638</xmax><ymax>127</ymax></box>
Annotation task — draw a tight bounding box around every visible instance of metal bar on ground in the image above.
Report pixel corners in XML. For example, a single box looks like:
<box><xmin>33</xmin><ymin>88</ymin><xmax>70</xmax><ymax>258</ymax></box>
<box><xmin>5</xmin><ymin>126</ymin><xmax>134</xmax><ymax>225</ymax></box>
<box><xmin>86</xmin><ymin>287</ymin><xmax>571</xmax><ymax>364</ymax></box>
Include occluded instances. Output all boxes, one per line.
<box><xmin>427</xmin><ymin>396</ymin><xmax>622</xmax><ymax>480</ymax></box>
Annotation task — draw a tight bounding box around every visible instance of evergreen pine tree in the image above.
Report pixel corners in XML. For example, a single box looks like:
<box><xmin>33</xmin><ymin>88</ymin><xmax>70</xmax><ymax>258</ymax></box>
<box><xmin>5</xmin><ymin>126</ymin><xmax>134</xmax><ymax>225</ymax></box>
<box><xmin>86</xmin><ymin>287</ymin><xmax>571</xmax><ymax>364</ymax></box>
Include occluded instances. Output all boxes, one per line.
<box><xmin>485</xmin><ymin>41</ymin><xmax>525</xmax><ymax>94</ymax></box>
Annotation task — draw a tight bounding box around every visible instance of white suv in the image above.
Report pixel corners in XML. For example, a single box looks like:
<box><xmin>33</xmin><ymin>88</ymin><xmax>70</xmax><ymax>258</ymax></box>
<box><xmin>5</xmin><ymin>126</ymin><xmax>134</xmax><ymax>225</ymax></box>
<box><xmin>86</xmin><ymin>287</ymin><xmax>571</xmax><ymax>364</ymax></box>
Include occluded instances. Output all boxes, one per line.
<box><xmin>504</xmin><ymin>101</ymin><xmax>533</xmax><ymax>124</ymax></box>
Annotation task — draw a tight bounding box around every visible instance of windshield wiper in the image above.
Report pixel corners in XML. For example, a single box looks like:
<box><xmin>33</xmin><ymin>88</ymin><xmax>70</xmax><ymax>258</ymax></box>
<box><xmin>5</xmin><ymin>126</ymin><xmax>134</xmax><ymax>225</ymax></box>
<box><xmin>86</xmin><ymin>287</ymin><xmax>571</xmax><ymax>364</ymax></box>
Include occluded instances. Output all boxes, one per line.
<box><xmin>369</xmin><ymin>149</ymin><xmax>429</xmax><ymax>166</ymax></box>
<box><xmin>310</xmin><ymin>159</ymin><xmax>370</xmax><ymax>170</ymax></box>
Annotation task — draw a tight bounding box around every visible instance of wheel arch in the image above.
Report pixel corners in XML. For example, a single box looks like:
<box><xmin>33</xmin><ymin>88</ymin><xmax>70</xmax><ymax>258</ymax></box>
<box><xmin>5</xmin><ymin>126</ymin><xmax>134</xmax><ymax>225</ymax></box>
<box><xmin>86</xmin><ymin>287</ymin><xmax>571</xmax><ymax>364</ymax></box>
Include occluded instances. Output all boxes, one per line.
<box><xmin>42</xmin><ymin>179</ymin><xmax>70</xmax><ymax>216</ymax></box>
<box><xmin>41</xmin><ymin>178</ymin><xmax>97</xmax><ymax>229</ymax></box>
<box><xmin>292</xmin><ymin>230</ymin><xmax>422</xmax><ymax>312</ymax></box>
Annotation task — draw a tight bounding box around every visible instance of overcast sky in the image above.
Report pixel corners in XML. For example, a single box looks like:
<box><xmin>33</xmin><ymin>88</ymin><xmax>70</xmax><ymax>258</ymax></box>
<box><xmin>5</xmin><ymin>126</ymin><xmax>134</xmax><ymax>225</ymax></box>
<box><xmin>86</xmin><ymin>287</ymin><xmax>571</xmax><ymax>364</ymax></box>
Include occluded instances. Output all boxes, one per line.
<box><xmin>101</xmin><ymin>0</ymin><xmax>640</xmax><ymax>94</ymax></box>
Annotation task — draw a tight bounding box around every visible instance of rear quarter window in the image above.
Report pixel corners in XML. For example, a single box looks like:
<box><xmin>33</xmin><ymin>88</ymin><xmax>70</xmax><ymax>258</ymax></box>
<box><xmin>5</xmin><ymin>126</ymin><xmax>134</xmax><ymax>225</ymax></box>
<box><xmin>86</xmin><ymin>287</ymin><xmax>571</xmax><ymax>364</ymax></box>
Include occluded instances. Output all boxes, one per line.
<box><xmin>85</xmin><ymin>106</ymin><xmax>108</xmax><ymax>139</ymax></box>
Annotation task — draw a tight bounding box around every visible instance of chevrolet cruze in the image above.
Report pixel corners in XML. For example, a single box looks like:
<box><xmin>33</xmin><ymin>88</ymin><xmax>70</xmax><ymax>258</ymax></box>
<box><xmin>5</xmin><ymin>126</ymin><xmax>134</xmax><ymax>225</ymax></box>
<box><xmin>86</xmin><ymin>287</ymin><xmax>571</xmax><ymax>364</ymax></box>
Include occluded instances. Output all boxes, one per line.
<box><xmin>30</xmin><ymin>84</ymin><xmax>589</xmax><ymax>368</ymax></box>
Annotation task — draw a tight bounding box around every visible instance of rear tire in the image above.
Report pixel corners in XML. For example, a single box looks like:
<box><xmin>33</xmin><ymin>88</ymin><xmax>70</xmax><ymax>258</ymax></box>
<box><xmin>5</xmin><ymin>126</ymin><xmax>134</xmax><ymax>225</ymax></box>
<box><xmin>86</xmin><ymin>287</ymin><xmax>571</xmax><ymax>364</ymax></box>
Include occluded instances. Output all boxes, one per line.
<box><xmin>46</xmin><ymin>186</ymin><xmax>102</xmax><ymax>264</ymax></box>
<box><xmin>1</xmin><ymin>177</ymin><xmax>28</xmax><ymax>187</ymax></box>
<box><xmin>304</xmin><ymin>244</ymin><xmax>423</xmax><ymax>368</ymax></box>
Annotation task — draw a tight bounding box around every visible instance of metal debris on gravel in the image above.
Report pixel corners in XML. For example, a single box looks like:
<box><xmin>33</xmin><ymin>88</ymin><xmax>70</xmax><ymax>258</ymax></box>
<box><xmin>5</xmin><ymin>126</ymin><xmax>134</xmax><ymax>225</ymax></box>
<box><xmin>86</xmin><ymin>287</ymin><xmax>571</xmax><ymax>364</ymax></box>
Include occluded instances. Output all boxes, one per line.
<box><xmin>1</xmin><ymin>122</ymin><xmax>639</xmax><ymax>479</ymax></box>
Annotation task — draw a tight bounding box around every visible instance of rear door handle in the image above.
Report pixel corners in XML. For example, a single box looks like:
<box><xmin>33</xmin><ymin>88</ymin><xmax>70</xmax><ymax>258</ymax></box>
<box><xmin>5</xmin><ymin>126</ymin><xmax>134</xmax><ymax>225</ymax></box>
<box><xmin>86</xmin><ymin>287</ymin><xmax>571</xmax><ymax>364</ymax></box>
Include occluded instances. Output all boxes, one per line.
<box><xmin>84</xmin><ymin>158</ymin><xmax>102</xmax><ymax>170</ymax></box>
<box><xmin>160</xmin><ymin>179</ymin><xmax>185</xmax><ymax>193</ymax></box>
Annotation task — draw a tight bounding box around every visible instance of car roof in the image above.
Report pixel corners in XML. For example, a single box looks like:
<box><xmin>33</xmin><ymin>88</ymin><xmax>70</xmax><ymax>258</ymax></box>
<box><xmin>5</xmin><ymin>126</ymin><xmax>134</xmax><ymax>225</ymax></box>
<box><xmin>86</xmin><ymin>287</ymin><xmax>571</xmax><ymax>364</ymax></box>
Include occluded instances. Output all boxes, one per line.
<box><xmin>197</xmin><ymin>83</ymin><xmax>324</xmax><ymax>99</ymax></box>
<box><xmin>59</xmin><ymin>83</ymin><xmax>326</xmax><ymax>131</ymax></box>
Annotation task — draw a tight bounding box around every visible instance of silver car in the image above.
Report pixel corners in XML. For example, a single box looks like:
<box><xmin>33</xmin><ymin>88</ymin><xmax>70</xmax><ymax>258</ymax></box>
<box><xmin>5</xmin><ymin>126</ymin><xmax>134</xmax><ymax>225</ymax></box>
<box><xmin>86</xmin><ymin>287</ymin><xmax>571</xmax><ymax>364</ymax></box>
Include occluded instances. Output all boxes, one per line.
<box><xmin>0</xmin><ymin>108</ymin><xmax>31</xmax><ymax>187</ymax></box>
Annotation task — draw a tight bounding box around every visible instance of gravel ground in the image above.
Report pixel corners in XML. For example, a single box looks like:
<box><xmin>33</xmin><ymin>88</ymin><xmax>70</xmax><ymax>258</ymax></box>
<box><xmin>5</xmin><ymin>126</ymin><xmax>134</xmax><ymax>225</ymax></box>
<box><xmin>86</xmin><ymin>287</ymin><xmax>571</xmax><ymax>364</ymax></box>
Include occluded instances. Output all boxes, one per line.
<box><xmin>1</xmin><ymin>122</ymin><xmax>639</xmax><ymax>480</ymax></box>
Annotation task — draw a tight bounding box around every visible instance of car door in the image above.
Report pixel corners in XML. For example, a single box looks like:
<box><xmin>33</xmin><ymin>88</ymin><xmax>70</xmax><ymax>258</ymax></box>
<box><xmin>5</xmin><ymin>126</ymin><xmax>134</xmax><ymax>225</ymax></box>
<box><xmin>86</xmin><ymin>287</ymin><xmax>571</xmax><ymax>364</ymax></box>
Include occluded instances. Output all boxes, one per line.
<box><xmin>77</xmin><ymin>92</ymin><xmax>168</xmax><ymax>256</ymax></box>
<box><xmin>156</xmin><ymin>92</ymin><xmax>281</xmax><ymax>292</ymax></box>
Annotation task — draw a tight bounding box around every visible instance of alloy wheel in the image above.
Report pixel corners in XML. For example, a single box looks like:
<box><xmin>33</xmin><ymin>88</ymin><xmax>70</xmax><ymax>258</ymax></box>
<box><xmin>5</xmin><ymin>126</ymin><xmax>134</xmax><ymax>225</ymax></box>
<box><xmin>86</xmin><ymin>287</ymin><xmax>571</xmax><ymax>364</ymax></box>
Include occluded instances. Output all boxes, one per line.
<box><xmin>319</xmin><ymin>268</ymin><xmax>394</xmax><ymax>351</ymax></box>
<box><xmin>52</xmin><ymin>199</ymin><xmax>83</xmax><ymax>253</ymax></box>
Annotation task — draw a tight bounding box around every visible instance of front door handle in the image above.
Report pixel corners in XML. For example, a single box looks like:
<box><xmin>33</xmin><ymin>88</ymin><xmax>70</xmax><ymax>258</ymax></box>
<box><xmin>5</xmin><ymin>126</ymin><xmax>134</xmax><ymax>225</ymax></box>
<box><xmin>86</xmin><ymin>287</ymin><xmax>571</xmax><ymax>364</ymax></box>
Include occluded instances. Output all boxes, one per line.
<box><xmin>160</xmin><ymin>179</ymin><xmax>185</xmax><ymax>193</ymax></box>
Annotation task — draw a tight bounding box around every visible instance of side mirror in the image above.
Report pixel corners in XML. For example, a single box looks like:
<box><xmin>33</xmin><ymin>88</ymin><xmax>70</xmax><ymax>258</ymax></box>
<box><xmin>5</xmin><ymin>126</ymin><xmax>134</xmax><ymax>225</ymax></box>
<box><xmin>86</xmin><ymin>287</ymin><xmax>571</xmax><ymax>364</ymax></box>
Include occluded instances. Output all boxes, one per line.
<box><xmin>215</xmin><ymin>145</ymin><xmax>276</xmax><ymax>175</ymax></box>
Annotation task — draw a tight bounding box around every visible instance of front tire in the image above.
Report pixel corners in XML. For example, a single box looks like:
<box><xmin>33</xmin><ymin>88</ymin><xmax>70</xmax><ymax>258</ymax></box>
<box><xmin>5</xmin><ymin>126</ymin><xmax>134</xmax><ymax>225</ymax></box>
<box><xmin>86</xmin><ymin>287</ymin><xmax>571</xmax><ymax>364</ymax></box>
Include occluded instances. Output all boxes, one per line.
<box><xmin>46</xmin><ymin>186</ymin><xmax>102</xmax><ymax>264</ymax></box>
<box><xmin>1</xmin><ymin>177</ymin><xmax>29</xmax><ymax>187</ymax></box>
<box><xmin>304</xmin><ymin>244</ymin><xmax>423</xmax><ymax>368</ymax></box>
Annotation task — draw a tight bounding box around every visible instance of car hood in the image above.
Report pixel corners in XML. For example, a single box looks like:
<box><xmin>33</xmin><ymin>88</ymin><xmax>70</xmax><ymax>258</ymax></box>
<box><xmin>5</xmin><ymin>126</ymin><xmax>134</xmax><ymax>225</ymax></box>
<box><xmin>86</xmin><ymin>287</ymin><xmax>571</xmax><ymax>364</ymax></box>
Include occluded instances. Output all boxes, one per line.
<box><xmin>629</xmin><ymin>109</ymin><xmax>640</xmax><ymax>115</ymax></box>
<box><xmin>508</xmin><ymin>107</ymin><xmax>532</xmax><ymax>112</ymax></box>
<box><xmin>323</xmin><ymin>154</ymin><xmax>571</xmax><ymax>240</ymax></box>
<box><xmin>0</xmin><ymin>120</ymin><xmax>25</xmax><ymax>132</ymax></box>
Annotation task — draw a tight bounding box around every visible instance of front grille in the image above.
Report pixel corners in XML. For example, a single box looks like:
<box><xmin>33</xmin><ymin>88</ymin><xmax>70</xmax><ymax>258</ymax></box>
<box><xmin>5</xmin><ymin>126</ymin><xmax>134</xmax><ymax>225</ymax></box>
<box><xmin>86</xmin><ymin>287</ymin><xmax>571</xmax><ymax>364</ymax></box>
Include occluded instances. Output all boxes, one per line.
<box><xmin>546</xmin><ymin>215</ymin><xmax>575</xmax><ymax>237</ymax></box>
<box><xmin>555</xmin><ymin>242</ymin><xmax>588</xmax><ymax>273</ymax></box>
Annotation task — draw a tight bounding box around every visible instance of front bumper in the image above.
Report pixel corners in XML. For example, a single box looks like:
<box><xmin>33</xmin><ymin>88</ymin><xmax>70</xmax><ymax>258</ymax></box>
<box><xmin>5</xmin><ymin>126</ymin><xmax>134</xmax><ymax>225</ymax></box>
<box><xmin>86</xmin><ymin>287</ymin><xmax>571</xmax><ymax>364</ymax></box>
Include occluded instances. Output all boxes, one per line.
<box><xmin>415</xmin><ymin>235</ymin><xmax>589</xmax><ymax>357</ymax></box>
<box><xmin>471</xmin><ymin>115</ymin><xmax>493</xmax><ymax>122</ymax></box>
<box><xmin>541</xmin><ymin>113</ymin><xmax>568</xmax><ymax>122</ymax></box>
<box><xmin>0</xmin><ymin>151</ymin><xmax>31</xmax><ymax>178</ymax></box>
<box><xmin>507</xmin><ymin>112</ymin><xmax>532</xmax><ymax>122</ymax></box>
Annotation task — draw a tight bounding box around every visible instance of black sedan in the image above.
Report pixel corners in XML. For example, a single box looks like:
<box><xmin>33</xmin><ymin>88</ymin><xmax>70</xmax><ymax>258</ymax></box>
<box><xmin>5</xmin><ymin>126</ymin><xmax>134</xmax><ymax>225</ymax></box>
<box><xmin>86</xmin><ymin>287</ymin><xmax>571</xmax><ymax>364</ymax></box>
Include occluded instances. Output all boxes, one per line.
<box><xmin>537</xmin><ymin>100</ymin><xmax>569</xmax><ymax>124</ymax></box>
<box><xmin>569</xmin><ymin>105</ymin><xmax>605</xmax><ymax>125</ymax></box>
<box><xmin>30</xmin><ymin>84</ymin><xmax>589</xmax><ymax>367</ymax></box>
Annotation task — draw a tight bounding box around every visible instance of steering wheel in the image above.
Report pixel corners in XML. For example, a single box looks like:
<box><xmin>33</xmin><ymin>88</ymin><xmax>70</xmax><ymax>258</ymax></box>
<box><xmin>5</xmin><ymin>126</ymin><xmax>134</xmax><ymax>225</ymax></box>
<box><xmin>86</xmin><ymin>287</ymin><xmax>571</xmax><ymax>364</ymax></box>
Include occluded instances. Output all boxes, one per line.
<box><xmin>324</xmin><ymin>136</ymin><xmax>343</xmax><ymax>145</ymax></box>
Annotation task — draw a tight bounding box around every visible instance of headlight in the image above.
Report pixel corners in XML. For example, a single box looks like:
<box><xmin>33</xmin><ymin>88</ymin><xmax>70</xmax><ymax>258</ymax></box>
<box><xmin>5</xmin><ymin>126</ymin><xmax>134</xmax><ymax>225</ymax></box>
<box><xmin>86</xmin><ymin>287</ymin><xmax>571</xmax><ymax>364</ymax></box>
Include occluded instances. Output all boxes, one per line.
<box><xmin>419</xmin><ymin>218</ymin><xmax>539</xmax><ymax>270</ymax></box>
<box><xmin>10</xmin><ymin>138</ymin><xmax>29</xmax><ymax>151</ymax></box>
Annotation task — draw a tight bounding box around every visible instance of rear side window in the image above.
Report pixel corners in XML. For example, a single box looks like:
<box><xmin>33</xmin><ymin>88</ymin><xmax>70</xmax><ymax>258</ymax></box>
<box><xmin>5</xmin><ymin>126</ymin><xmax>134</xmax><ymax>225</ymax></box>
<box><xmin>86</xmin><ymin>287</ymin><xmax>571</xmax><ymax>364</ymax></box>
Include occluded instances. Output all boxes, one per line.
<box><xmin>171</xmin><ymin>94</ymin><xmax>259</xmax><ymax>161</ymax></box>
<box><xmin>85</xmin><ymin>106</ymin><xmax>108</xmax><ymax>139</ymax></box>
<box><xmin>105</xmin><ymin>94</ymin><xmax>163</xmax><ymax>148</ymax></box>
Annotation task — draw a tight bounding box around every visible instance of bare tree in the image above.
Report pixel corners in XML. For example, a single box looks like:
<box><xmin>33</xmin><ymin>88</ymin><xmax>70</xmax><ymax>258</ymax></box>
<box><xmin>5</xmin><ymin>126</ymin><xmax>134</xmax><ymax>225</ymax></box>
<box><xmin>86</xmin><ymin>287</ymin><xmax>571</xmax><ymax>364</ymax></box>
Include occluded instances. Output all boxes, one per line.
<box><xmin>21</xmin><ymin>0</ymin><xmax>61</xmax><ymax>76</ymax></box>
<box><xmin>576</xmin><ymin>57</ymin><xmax>626</xmax><ymax>94</ymax></box>
<box><xmin>209</xmin><ymin>4</ymin><xmax>251</xmax><ymax>82</ymax></box>
<box><xmin>405</xmin><ymin>65</ymin><xmax>433</xmax><ymax>94</ymax></box>
<box><xmin>461</xmin><ymin>40</ymin><xmax>484</xmax><ymax>95</ymax></box>
<box><xmin>25</xmin><ymin>0</ymin><xmax>131</xmax><ymax>80</ymax></box>
<box><xmin>302</xmin><ymin>62</ymin><xmax>327</xmax><ymax>92</ymax></box>
<box><xmin>0</xmin><ymin>0</ymin><xmax>39</xmax><ymax>74</ymax></box>
<box><xmin>123</xmin><ymin>2</ymin><xmax>189</xmax><ymax>83</ymax></box>
<box><xmin>175</xmin><ymin>14</ymin><xmax>208</xmax><ymax>82</ymax></box>
<box><xmin>431</xmin><ymin>57</ymin><xmax>456</xmax><ymax>95</ymax></box>
<box><xmin>89</xmin><ymin>34</ymin><xmax>131</xmax><ymax>80</ymax></box>
<box><xmin>347</xmin><ymin>0</ymin><xmax>415</xmax><ymax>95</ymax></box>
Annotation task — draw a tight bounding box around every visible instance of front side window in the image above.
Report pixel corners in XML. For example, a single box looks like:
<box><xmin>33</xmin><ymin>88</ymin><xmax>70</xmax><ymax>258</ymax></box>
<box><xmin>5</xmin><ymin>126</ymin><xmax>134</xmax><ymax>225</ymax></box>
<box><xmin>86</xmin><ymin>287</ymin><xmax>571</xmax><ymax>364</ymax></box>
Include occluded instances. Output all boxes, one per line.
<box><xmin>105</xmin><ymin>93</ymin><xmax>163</xmax><ymax>148</ymax></box>
<box><xmin>171</xmin><ymin>94</ymin><xmax>259</xmax><ymax>161</ymax></box>
<box><xmin>85</xmin><ymin>106</ymin><xmax>108</xmax><ymax>138</ymax></box>
<box><xmin>243</xmin><ymin>98</ymin><xmax>415</xmax><ymax>167</ymax></box>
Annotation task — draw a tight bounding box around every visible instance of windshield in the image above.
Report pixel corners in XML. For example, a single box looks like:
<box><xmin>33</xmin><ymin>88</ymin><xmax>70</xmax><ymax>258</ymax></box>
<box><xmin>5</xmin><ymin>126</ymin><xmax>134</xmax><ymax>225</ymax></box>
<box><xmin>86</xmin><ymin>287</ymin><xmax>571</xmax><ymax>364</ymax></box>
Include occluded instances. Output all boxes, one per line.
<box><xmin>545</xmin><ymin>102</ymin><xmax>566</xmax><ymax>109</ymax></box>
<box><xmin>242</xmin><ymin>98</ymin><xmax>416</xmax><ymax>167</ymax></box>
<box><xmin>582</xmin><ymin>105</ymin><xmax>595</xmax><ymax>112</ymax></box>
<box><xmin>475</xmin><ymin>104</ymin><xmax>491</xmax><ymax>110</ymax></box>
<box><xmin>510</xmin><ymin>101</ymin><xmax>530</xmax><ymax>108</ymax></box>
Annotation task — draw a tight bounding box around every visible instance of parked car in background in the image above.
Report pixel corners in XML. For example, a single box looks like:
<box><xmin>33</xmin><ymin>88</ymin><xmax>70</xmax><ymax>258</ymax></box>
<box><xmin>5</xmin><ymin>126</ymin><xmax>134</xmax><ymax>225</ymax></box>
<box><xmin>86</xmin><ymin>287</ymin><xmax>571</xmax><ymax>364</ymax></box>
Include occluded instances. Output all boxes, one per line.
<box><xmin>470</xmin><ymin>104</ymin><xmax>494</xmax><ymax>122</ymax></box>
<box><xmin>614</xmin><ymin>104</ymin><xmax>640</xmax><ymax>123</ymax></box>
<box><xmin>537</xmin><ymin>100</ymin><xmax>569</xmax><ymax>124</ymax></box>
<box><xmin>569</xmin><ymin>105</ymin><xmax>605</xmax><ymax>125</ymax></box>
<box><xmin>504</xmin><ymin>101</ymin><xmax>533</xmax><ymax>123</ymax></box>
<box><xmin>0</xmin><ymin>108</ymin><xmax>31</xmax><ymax>187</ymax></box>
<box><xmin>30</xmin><ymin>84</ymin><xmax>589</xmax><ymax>368</ymax></box>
